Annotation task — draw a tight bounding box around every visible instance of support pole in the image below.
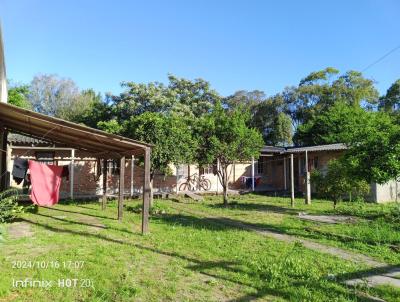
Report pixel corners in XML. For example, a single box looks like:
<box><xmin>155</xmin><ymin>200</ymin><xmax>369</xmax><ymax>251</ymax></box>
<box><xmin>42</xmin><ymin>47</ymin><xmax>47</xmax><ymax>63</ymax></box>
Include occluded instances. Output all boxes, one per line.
<box><xmin>251</xmin><ymin>157</ymin><xmax>255</xmax><ymax>191</ymax></box>
<box><xmin>118</xmin><ymin>156</ymin><xmax>125</xmax><ymax>221</ymax></box>
<box><xmin>290</xmin><ymin>154</ymin><xmax>295</xmax><ymax>207</ymax></box>
<box><xmin>130</xmin><ymin>155</ymin><xmax>134</xmax><ymax>197</ymax></box>
<box><xmin>283</xmin><ymin>157</ymin><xmax>287</xmax><ymax>190</ymax></box>
<box><xmin>142</xmin><ymin>147</ymin><xmax>151</xmax><ymax>234</ymax></box>
<box><xmin>70</xmin><ymin>149</ymin><xmax>75</xmax><ymax>200</ymax></box>
<box><xmin>0</xmin><ymin>129</ymin><xmax>8</xmax><ymax>191</ymax></box>
<box><xmin>305</xmin><ymin>150</ymin><xmax>311</xmax><ymax>205</ymax></box>
<box><xmin>102</xmin><ymin>158</ymin><xmax>107</xmax><ymax>210</ymax></box>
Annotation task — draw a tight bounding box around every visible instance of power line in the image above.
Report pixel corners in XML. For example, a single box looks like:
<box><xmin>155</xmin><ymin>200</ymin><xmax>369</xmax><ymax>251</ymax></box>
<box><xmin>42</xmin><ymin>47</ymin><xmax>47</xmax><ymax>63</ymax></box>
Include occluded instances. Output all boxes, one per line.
<box><xmin>361</xmin><ymin>44</ymin><xmax>400</xmax><ymax>72</ymax></box>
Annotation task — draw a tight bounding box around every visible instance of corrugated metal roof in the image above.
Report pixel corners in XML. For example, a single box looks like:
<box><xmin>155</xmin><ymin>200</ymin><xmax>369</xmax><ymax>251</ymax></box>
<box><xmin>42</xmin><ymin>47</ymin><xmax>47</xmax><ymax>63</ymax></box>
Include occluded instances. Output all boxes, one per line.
<box><xmin>285</xmin><ymin>143</ymin><xmax>347</xmax><ymax>153</ymax></box>
<box><xmin>8</xmin><ymin>133</ymin><xmax>52</xmax><ymax>145</ymax></box>
<box><xmin>261</xmin><ymin>143</ymin><xmax>347</xmax><ymax>155</ymax></box>
<box><xmin>0</xmin><ymin>102</ymin><xmax>152</xmax><ymax>158</ymax></box>
<box><xmin>261</xmin><ymin>146</ymin><xmax>285</xmax><ymax>154</ymax></box>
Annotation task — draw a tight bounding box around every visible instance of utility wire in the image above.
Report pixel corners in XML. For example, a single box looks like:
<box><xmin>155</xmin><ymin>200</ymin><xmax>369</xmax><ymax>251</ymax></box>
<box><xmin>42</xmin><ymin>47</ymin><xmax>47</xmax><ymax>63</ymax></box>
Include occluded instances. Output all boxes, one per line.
<box><xmin>361</xmin><ymin>44</ymin><xmax>400</xmax><ymax>72</ymax></box>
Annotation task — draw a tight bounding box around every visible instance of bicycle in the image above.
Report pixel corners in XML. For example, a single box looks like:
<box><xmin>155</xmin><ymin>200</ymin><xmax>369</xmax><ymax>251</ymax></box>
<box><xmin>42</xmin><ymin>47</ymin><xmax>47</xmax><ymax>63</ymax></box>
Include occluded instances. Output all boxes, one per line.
<box><xmin>179</xmin><ymin>173</ymin><xmax>211</xmax><ymax>191</ymax></box>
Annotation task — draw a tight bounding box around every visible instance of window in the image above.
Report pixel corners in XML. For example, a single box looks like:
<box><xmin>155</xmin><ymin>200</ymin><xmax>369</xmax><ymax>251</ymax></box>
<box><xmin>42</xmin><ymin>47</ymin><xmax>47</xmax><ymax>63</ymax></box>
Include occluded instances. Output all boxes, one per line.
<box><xmin>200</xmin><ymin>164</ymin><xmax>213</xmax><ymax>175</ymax></box>
<box><xmin>312</xmin><ymin>157</ymin><xmax>319</xmax><ymax>169</ymax></box>
<box><xmin>35</xmin><ymin>151</ymin><xmax>55</xmax><ymax>165</ymax></box>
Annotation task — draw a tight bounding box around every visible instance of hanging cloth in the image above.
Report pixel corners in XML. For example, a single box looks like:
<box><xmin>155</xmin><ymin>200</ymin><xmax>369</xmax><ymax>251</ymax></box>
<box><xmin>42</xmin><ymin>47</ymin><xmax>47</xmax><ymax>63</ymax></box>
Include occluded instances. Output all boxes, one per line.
<box><xmin>12</xmin><ymin>158</ymin><xmax>28</xmax><ymax>185</ymax></box>
<box><xmin>29</xmin><ymin>160</ymin><xmax>64</xmax><ymax>206</ymax></box>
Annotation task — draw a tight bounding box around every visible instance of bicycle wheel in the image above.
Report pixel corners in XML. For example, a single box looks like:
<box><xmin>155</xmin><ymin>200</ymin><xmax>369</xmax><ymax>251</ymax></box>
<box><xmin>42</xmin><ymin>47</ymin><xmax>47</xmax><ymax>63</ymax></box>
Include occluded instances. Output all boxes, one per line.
<box><xmin>179</xmin><ymin>182</ymin><xmax>190</xmax><ymax>191</ymax></box>
<box><xmin>200</xmin><ymin>179</ymin><xmax>211</xmax><ymax>191</ymax></box>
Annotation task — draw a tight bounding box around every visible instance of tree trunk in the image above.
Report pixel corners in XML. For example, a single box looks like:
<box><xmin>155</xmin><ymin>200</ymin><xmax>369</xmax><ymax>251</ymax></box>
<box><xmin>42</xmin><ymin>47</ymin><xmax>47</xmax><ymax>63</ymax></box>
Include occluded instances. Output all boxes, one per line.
<box><xmin>223</xmin><ymin>185</ymin><xmax>228</xmax><ymax>206</ymax></box>
<box><xmin>221</xmin><ymin>165</ymin><xmax>229</xmax><ymax>206</ymax></box>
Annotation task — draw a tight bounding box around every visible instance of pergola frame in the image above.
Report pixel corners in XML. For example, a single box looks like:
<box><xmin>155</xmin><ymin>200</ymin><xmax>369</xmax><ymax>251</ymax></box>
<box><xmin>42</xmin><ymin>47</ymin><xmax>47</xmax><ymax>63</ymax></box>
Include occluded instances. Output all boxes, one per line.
<box><xmin>0</xmin><ymin>102</ymin><xmax>152</xmax><ymax>234</ymax></box>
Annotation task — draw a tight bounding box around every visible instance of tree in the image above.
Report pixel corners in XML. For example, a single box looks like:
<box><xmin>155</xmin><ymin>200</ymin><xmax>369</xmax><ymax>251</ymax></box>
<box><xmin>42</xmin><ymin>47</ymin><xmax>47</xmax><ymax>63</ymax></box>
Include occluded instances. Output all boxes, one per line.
<box><xmin>288</xmin><ymin>68</ymin><xmax>379</xmax><ymax>128</ymax></box>
<box><xmin>123</xmin><ymin>112</ymin><xmax>196</xmax><ymax>179</ymax></box>
<box><xmin>67</xmin><ymin>89</ymin><xmax>111</xmax><ymax>128</ymax></box>
<box><xmin>112</xmin><ymin>74</ymin><xmax>220</xmax><ymax>120</ymax></box>
<box><xmin>251</xmin><ymin>94</ymin><xmax>293</xmax><ymax>145</ymax></box>
<box><xmin>311</xmin><ymin>158</ymin><xmax>369</xmax><ymax>208</ymax></box>
<box><xmin>223</xmin><ymin>90</ymin><xmax>265</xmax><ymax>113</ymax></box>
<box><xmin>28</xmin><ymin>74</ymin><xmax>80</xmax><ymax>119</ymax></box>
<box><xmin>344</xmin><ymin>111</ymin><xmax>400</xmax><ymax>184</ymax></box>
<box><xmin>379</xmin><ymin>79</ymin><xmax>400</xmax><ymax>112</ymax></box>
<box><xmin>195</xmin><ymin>102</ymin><xmax>264</xmax><ymax>205</ymax></box>
<box><xmin>7</xmin><ymin>83</ymin><xmax>31</xmax><ymax>109</ymax></box>
<box><xmin>294</xmin><ymin>101</ymin><xmax>368</xmax><ymax>145</ymax></box>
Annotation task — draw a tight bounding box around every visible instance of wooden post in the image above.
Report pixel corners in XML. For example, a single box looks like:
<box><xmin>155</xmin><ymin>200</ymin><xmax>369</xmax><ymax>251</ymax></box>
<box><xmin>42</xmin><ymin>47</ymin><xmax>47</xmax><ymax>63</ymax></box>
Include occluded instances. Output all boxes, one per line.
<box><xmin>70</xmin><ymin>149</ymin><xmax>75</xmax><ymax>200</ymax></box>
<box><xmin>0</xmin><ymin>129</ymin><xmax>7</xmax><ymax>191</ymax></box>
<box><xmin>118</xmin><ymin>156</ymin><xmax>125</xmax><ymax>221</ymax></box>
<box><xmin>130</xmin><ymin>155</ymin><xmax>134</xmax><ymax>197</ymax></box>
<box><xmin>283</xmin><ymin>157</ymin><xmax>287</xmax><ymax>190</ymax></box>
<box><xmin>290</xmin><ymin>154</ymin><xmax>295</xmax><ymax>207</ymax></box>
<box><xmin>305</xmin><ymin>150</ymin><xmax>311</xmax><ymax>205</ymax></box>
<box><xmin>102</xmin><ymin>158</ymin><xmax>107</xmax><ymax>210</ymax></box>
<box><xmin>251</xmin><ymin>157</ymin><xmax>255</xmax><ymax>191</ymax></box>
<box><xmin>142</xmin><ymin>147</ymin><xmax>151</xmax><ymax>234</ymax></box>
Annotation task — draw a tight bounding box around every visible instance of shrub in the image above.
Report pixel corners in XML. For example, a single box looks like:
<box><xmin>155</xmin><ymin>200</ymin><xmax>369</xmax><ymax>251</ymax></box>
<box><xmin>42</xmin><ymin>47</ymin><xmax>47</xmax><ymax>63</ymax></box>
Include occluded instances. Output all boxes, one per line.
<box><xmin>311</xmin><ymin>159</ymin><xmax>370</xmax><ymax>208</ymax></box>
<box><xmin>0</xmin><ymin>189</ymin><xmax>24</xmax><ymax>223</ymax></box>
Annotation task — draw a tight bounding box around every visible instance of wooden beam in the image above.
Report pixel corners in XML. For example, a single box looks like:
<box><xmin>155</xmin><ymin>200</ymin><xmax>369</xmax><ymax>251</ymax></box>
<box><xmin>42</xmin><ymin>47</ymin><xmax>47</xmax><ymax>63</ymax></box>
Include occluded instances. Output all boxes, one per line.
<box><xmin>102</xmin><ymin>158</ymin><xmax>107</xmax><ymax>210</ymax></box>
<box><xmin>70</xmin><ymin>149</ymin><xmax>75</xmax><ymax>200</ymax></box>
<box><xmin>290</xmin><ymin>154</ymin><xmax>295</xmax><ymax>207</ymax></box>
<box><xmin>0</xmin><ymin>129</ymin><xmax>7</xmax><ymax>191</ymax></box>
<box><xmin>142</xmin><ymin>147</ymin><xmax>151</xmax><ymax>234</ymax></box>
<box><xmin>118</xmin><ymin>156</ymin><xmax>125</xmax><ymax>221</ymax></box>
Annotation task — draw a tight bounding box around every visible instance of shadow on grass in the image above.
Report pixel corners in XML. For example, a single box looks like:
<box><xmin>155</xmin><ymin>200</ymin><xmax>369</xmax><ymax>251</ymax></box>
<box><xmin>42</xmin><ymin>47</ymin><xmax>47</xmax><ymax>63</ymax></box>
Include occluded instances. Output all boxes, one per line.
<box><xmin>42</xmin><ymin>206</ymin><xmax>117</xmax><ymax>221</ymax></box>
<box><xmin>20</xmin><ymin>211</ymin><xmax>392</xmax><ymax>302</ymax></box>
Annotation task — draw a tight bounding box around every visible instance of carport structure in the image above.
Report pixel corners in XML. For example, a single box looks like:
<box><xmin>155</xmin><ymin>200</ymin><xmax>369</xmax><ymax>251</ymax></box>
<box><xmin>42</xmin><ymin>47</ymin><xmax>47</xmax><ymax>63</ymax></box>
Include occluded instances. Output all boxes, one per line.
<box><xmin>0</xmin><ymin>102</ymin><xmax>152</xmax><ymax>234</ymax></box>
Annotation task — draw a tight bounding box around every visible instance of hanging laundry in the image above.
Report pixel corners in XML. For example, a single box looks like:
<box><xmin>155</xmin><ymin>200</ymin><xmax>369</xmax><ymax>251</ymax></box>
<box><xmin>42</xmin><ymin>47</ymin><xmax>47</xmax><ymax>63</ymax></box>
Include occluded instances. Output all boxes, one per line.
<box><xmin>29</xmin><ymin>160</ymin><xmax>64</xmax><ymax>206</ymax></box>
<box><xmin>12</xmin><ymin>158</ymin><xmax>28</xmax><ymax>185</ymax></box>
<box><xmin>61</xmin><ymin>165</ymin><xmax>69</xmax><ymax>181</ymax></box>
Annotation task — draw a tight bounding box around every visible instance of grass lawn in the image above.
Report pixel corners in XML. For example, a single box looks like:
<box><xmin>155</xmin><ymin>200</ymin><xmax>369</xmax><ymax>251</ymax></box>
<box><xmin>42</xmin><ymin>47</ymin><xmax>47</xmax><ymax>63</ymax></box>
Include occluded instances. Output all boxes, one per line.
<box><xmin>0</xmin><ymin>196</ymin><xmax>398</xmax><ymax>301</ymax></box>
<box><xmin>170</xmin><ymin>194</ymin><xmax>400</xmax><ymax>265</ymax></box>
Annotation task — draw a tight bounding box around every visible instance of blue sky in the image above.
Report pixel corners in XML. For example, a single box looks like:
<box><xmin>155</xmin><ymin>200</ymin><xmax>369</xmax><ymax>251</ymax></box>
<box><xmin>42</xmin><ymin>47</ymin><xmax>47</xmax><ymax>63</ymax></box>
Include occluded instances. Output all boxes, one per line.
<box><xmin>1</xmin><ymin>0</ymin><xmax>400</xmax><ymax>97</ymax></box>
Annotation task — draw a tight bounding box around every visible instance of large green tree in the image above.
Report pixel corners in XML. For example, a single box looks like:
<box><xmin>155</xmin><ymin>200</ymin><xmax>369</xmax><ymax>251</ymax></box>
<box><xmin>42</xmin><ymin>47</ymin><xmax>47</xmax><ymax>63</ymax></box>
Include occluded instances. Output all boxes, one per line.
<box><xmin>195</xmin><ymin>102</ymin><xmax>264</xmax><ymax>205</ymax></box>
<box><xmin>379</xmin><ymin>79</ymin><xmax>400</xmax><ymax>112</ymax></box>
<box><xmin>7</xmin><ymin>83</ymin><xmax>31</xmax><ymax>109</ymax></box>
<box><xmin>294</xmin><ymin>101</ymin><xmax>368</xmax><ymax>145</ymax></box>
<box><xmin>288</xmin><ymin>68</ymin><xmax>379</xmax><ymax>128</ymax></box>
<box><xmin>251</xmin><ymin>94</ymin><xmax>293</xmax><ymax>146</ymax></box>
<box><xmin>123</xmin><ymin>112</ymin><xmax>196</xmax><ymax>179</ymax></box>
<box><xmin>112</xmin><ymin>74</ymin><xmax>220</xmax><ymax>120</ymax></box>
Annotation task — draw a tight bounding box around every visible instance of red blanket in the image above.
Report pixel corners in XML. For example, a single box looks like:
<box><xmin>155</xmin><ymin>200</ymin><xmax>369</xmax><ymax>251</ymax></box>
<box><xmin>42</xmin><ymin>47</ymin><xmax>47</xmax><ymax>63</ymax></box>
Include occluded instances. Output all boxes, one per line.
<box><xmin>29</xmin><ymin>160</ymin><xmax>63</xmax><ymax>206</ymax></box>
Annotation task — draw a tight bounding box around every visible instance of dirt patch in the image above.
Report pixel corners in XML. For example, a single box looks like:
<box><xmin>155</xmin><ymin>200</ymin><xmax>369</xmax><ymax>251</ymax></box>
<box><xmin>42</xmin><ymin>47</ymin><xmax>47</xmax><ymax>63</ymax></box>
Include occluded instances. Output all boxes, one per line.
<box><xmin>298</xmin><ymin>213</ymin><xmax>358</xmax><ymax>224</ymax></box>
<box><xmin>7</xmin><ymin>222</ymin><xmax>34</xmax><ymax>239</ymax></box>
<box><xmin>75</xmin><ymin>215</ymin><xmax>106</xmax><ymax>232</ymax></box>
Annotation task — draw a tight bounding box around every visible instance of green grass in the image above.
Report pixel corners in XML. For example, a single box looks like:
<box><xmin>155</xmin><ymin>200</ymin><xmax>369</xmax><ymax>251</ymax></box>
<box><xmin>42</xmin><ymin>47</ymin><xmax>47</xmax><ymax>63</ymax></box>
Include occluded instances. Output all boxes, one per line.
<box><xmin>0</xmin><ymin>197</ymin><xmax>398</xmax><ymax>301</ymax></box>
<box><xmin>170</xmin><ymin>194</ymin><xmax>400</xmax><ymax>265</ymax></box>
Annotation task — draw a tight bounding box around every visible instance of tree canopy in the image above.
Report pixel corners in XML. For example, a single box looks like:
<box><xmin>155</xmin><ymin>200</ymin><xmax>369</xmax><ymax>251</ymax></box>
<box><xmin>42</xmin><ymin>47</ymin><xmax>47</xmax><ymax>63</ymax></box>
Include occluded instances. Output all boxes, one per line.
<box><xmin>195</xmin><ymin>102</ymin><xmax>264</xmax><ymax>205</ymax></box>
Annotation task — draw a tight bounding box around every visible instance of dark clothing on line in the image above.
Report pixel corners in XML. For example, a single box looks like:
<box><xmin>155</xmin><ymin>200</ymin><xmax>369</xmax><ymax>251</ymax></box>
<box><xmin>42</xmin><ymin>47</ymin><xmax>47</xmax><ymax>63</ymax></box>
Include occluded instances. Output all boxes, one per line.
<box><xmin>12</xmin><ymin>158</ymin><xmax>28</xmax><ymax>185</ymax></box>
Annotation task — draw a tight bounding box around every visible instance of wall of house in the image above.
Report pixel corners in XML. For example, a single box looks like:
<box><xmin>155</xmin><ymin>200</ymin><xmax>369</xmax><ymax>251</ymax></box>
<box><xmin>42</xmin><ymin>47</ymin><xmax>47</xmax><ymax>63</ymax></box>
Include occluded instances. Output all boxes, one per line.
<box><xmin>371</xmin><ymin>181</ymin><xmax>400</xmax><ymax>203</ymax></box>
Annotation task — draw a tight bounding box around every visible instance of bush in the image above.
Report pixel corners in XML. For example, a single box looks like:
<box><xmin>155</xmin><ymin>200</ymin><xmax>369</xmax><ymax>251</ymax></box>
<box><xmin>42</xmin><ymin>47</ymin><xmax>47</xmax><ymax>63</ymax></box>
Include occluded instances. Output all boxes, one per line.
<box><xmin>311</xmin><ymin>159</ymin><xmax>370</xmax><ymax>208</ymax></box>
<box><xmin>0</xmin><ymin>189</ymin><xmax>24</xmax><ymax>223</ymax></box>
